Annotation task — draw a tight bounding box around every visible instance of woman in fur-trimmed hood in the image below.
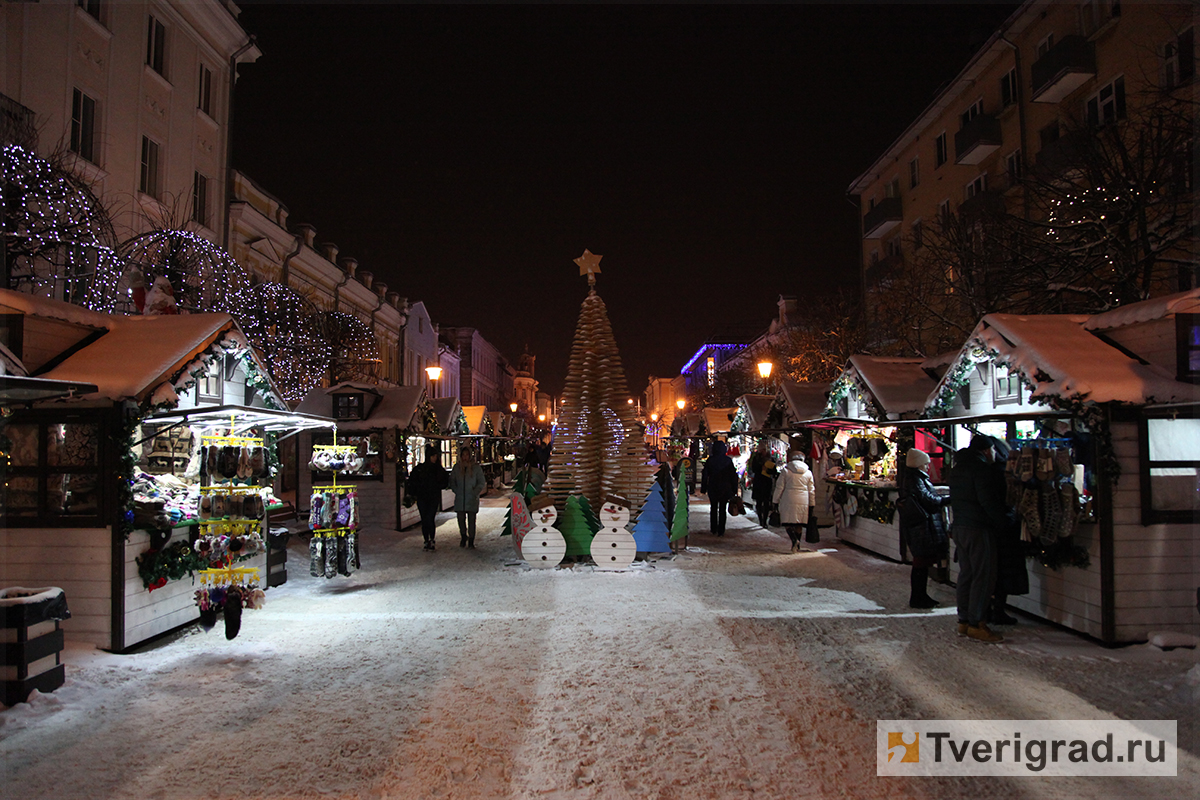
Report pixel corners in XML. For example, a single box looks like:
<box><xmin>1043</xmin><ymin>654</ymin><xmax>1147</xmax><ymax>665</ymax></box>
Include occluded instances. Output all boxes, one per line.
<box><xmin>772</xmin><ymin>452</ymin><xmax>814</xmax><ymax>553</ymax></box>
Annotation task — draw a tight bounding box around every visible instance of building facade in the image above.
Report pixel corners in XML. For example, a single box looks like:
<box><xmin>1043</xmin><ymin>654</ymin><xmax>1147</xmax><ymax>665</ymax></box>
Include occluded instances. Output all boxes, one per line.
<box><xmin>848</xmin><ymin>1</ymin><xmax>1195</xmax><ymax>312</ymax></box>
<box><xmin>440</xmin><ymin>326</ymin><xmax>514</xmax><ymax>412</ymax></box>
<box><xmin>2</xmin><ymin>0</ymin><xmax>259</xmax><ymax>246</ymax></box>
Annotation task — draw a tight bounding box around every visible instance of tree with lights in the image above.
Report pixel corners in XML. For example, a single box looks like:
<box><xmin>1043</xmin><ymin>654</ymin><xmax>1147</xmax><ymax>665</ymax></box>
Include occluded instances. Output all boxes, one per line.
<box><xmin>233</xmin><ymin>282</ymin><xmax>332</xmax><ymax>403</ymax></box>
<box><xmin>545</xmin><ymin>250</ymin><xmax>656</xmax><ymax>515</ymax></box>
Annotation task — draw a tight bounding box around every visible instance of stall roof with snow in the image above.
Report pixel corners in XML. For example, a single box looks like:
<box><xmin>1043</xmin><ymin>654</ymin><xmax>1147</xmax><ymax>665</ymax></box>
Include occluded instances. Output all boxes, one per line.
<box><xmin>826</xmin><ymin>356</ymin><xmax>938</xmax><ymax>420</ymax></box>
<box><xmin>777</xmin><ymin>379</ymin><xmax>831</xmax><ymax>427</ymax></box>
<box><xmin>430</xmin><ymin>397</ymin><xmax>465</xmax><ymax>435</ymax></box>
<box><xmin>295</xmin><ymin>383</ymin><xmax>425</xmax><ymax>432</ymax></box>
<box><xmin>461</xmin><ymin>405</ymin><xmax>492</xmax><ymax>436</ymax></box>
<box><xmin>733</xmin><ymin>394</ymin><xmax>775</xmax><ymax>433</ymax></box>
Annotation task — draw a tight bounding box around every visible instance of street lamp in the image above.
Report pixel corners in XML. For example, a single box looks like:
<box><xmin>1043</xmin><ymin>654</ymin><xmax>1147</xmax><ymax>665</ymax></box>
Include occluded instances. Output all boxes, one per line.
<box><xmin>510</xmin><ymin>402</ymin><xmax>519</xmax><ymax>413</ymax></box>
<box><xmin>650</xmin><ymin>412</ymin><xmax>659</xmax><ymax>449</ymax></box>
<box><xmin>757</xmin><ymin>360</ymin><xmax>773</xmax><ymax>394</ymax></box>
<box><xmin>676</xmin><ymin>398</ymin><xmax>686</xmax><ymax>411</ymax></box>
<box><xmin>425</xmin><ymin>365</ymin><xmax>442</xmax><ymax>398</ymax></box>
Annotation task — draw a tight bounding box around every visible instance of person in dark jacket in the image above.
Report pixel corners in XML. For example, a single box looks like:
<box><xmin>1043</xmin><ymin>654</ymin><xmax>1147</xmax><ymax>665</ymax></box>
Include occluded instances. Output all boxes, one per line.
<box><xmin>986</xmin><ymin>436</ymin><xmax>1027</xmax><ymax>625</ymax></box>
<box><xmin>746</xmin><ymin>441</ymin><xmax>778</xmax><ymax>527</ymax></box>
<box><xmin>900</xmin><ymin>448</ymin><xmax>950</xmax><ymax>608</ymax></box>
<box><xmin>948</xmin><ymin>435</ymin><xmax>1009</xmax><ymax>643</ymax></box>
<box><xmin>406</xmin><ymin>446</ymin><xmax>449</xmax><ymax>551</ymax></box>
<box><xmin>701</xmin><ymin>440</ymin><xmax>737</xmax><ymax>536</ymax></box>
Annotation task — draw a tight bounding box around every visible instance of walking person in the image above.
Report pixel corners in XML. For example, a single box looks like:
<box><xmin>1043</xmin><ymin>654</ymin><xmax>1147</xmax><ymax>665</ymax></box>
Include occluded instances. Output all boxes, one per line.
<box><xmin>747</xmin><ymin>440</ymin><xmax>778</xmax><ymax>527</ymax></box>
<box><xmin>700</xmin><ymin>440</ymin><xmax>737</xmax><ymax>536</ymax></box>
<box><xmin>899</xmin><ymin>448</ymin><xmax>950</xmax><ymax>607</ymax></box>
<box><xmin>449</xmin><ymin>445</ymin><xmax>487</xmax><ymax>548</ymax></box>
<box><xmin>948</xmin><ymin>435</ymin><xmax>1009</xmax><ymax>643</ymax></box>
<box><xmin>772</xmin><ymin>450</ymin><xmax>815</xmax><ymax>553</ymax></box>
<box><xmin>406</xmin><ymin>445</ymin><xmax>449</xmax><ymax>551</ymax></box>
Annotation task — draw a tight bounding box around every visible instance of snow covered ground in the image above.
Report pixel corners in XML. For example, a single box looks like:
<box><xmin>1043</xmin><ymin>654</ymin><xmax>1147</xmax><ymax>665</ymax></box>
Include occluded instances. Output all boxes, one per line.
<box><xmin>2</xmin><ymin>496</ymin><xmax>1197</xmax><ymax>799</ymax></box>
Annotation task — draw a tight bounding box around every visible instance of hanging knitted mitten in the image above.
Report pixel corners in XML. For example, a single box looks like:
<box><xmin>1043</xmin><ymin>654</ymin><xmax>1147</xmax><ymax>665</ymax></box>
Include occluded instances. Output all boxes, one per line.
<box><xmin>1018</xmin><ymin>486</ymin><xmax>1041</xmax><ymax>540</ymax></box>
<box><xmin>221</xmin><ymin>446</ymin><xmax>240</xmax><ymax>479</ymax></box>
<box><xmin>250</xmin><ymin>446</ymin><xmax>266</xmax><ymax>479</ymax></box>
<box><xmin>199</xmin><ymin>494</ymin><xmax>212</xmax><ymax>521</ymax></box>
<box><xmin>212</xmin><ymin>493</ymin><xmax>227</xmax><ymax>519</ymax></box>
<box><xmin>324</xmin><ymin>534</ymin><xmax>338</xmax><ymax>578</ymax></box>
<box><xmin>336</xmin><ymin>494</ymin><xmax>351</xmax><ymax>527</ymax></box>
<box><xmin>310</xmin><ymin>493</ymin><xmax>323</xmax><ymax>529</ymax></box>
<box><xmin>1018</xmin><ymin>447</ymin><xmax>1035</xmax><ymax>483</ymax></box>
<box><xmin>337</xmin><ymin>534</ymin><xmax>349</xmax><ymax>576</ymax></box>
<box><xmin>224</xmin><ymin>587</ymin><xmax>243</xmax><ymax>640</ymax></box>
<box><xmin>310</xmin><ymin>535</ymin><xmax>323</xmax><ymax>577</ymax></box>
<box><xmin>1035</xmin><ymin>448</ymin><xmax>1053</xmax><ymax>481</ymax></box>
<box><xmin>1055</xmin><ymin>447</ymin><xmax>1072</xmax><ymax>476</ymax></box>
<box><xmin>323</xmin><ymin>493</ymin><xmax>337</xmax><ymax>528</ymax></box>
<box><xmin>346</xmin><ymin>531</ymin><xmax>359</xmax><ymax>570</ymax></box>
<box><xmin>206</xmin><ymin>445</ymin><xmax>219</xmax><ymax>478</ymax></box>
<box><xmin>237</xmin><ymin>447</ymin><xmax>252</xmax><ymax>480</ymax></box>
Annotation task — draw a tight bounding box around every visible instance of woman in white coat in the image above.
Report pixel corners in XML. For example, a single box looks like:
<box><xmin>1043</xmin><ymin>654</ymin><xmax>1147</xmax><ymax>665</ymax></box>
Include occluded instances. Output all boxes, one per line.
<box><xmin>772</xmin><ymin>451</ymin><xmax>815</xmax><ymax>553</ymax></box>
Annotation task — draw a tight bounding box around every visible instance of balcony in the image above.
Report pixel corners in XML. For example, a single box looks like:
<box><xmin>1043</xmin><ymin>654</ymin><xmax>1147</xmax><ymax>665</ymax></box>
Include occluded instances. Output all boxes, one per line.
<box><xmin>862</xmin><ymin>196</ymin><xmax>902</xmax><ymax>239</ymax></box>
<box><xmin>955</xmin><ymin>113</ymin><xmax>1002</xmax><ymax>165</ymax></box>
<box><xmin>866</xmin><ymin>253</ymin><xmax>904</xmax><ymax>285</ymax></box>
<box><xmin>1031</xmin><ymin>36</ymin><xmax>1097</xmax><ymax>103</ymax></box>
<box><xmin>959</xmin><ymin>189</ymin><xmax>1007</xmax><ymax>221</ymax></box>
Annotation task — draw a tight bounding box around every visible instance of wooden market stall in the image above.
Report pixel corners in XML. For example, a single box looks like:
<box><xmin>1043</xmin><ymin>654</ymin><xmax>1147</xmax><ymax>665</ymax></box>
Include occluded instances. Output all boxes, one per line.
<box><xmin>0</xmin><ymin>290</ymin><xmax>324</xmax><ymax>652</ymax></box>
<box><xmin>928</xmin><ymin>292</ymin><xmax>1199</xmax><ymax>643</ymax></box>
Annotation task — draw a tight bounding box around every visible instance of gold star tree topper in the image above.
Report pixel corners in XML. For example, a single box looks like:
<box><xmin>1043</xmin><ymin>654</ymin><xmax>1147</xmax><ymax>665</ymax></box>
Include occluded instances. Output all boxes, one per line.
<box><xmin>574</xmin><ymin>249</ymin><xmax>602</xmax><ymax>286</ymax></box>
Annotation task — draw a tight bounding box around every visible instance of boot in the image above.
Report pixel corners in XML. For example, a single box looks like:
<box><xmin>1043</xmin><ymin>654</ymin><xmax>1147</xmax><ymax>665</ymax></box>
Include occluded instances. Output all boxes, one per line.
<box><xmin>909</xmin><ymin>567</ymin><xmax>939</xmax><ymax>608</ymax></box>
<box><xmin>966</xmin><ymin>623</ymin><xmax>1004</xmax><ymax>643</ymax></box>
<box><xmin>989</xmin><ymin>594</ymin><xmax>1018</xmax><ymax>625</ymax></box>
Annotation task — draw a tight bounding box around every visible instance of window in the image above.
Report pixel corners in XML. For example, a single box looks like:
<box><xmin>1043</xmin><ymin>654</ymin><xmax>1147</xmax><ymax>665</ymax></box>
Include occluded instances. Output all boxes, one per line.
<box><xmin>70</xmin><ymin>89</ymin><xmax>96</xmax><ymax>163</ymax></box>
<box><xmin>1141</xmin><ymin>416</ymin><xmax>1199</xmax><ymax>524</ymax></box>
<box><xmin>197</xmin><ymin>64</ymin><xmax>212</xmax><ymax>115</ymax></box>
<box><xmin>1080</xmin><ymin>0</ymin><xmax>1120</xmax><ymax>37</ymax></box>
<box><xmin>935</xmin><ymin>132</ymin><xmax>948</xmax><ymax>167</ymax></box>
<box><xmin>2</xmin><ymin>414</ymin><xmax>106</xmax><ymax>527</ymax></box>
<box><xmin>146</xmin><ymin>15</ymin><xmax>166</xmax><ymax>76</ymax></box>
<box><xmin>197</xmin><ymin>367</ymin><xmax>222</xmax><ymax>402</ymax></box>
<box><xmin>993</xmin><ymin>363</ymin><xmax>1021</xmax><ymax>403</ymax></box>
<box><xmin>885</xmin><ymin>176</ymin><xmax>901</xmax><ymax>199</ymax></box>
<box><xmin>911</xmin><ymin>219</ymin><xmax>923</xmax><ymax>250</ymax></box>
<box><xmin>937</xmin><ymin>199</ymin><xmax>951</xmax><ymax>224</ymax></box>
<box><xmin>1163</xmin><ymin>27</ymin><xmax>1194</xmax><ymax>89</ymax></box>
<box><xmin>1086</xmin><ymin>76</ymin><xmax>1126</xmax><ymax>127</ymax></box>
<box><xmin>335</xmin><ymin>393</ymin><xmax>364</xmax><ymax>420</ymax></box>
<box><xmin>1005</xmin><ymin>150</ymin><xmax>1023</xmax><ymax>185</ymax></box>
<box><xmin>909</xmin><ymin>156</ymin><xmax>920</xmax><ymax>189</ymax></box>
<box><xmin>869</xmin><ymin>249</ymin><xmax>880</xmax><ymax>267</ymax></box>
<box><xmin>965</xmin><ymin>174</ymin><xmax>987</xmax><ymax>200</ymax></box>
<box><xmin>960</xmin><ymin>99</ymin><xmax>983</xmax><ymax>128</ymax></box>
<box><xmin>1178</xmin><ymin>313</ymin><xmax>1200</xmax><ymax>381</ymax></box>
<box><xmin>192</xmin><ymin>172</ymin><xmax>208</xmax><ymax>227</ymax></box>
<box><xmin>1037</xmin><ymin>34</ymin><xmax>1055</xmax><ymax>59</ymax></box>
<box><xmin>140</xmin><ymin>136</ymin><xmax>161</xmax><ymax>199</ymax></box>
<box><xmin>1039</xmin><ymin>120</ymin><xmax>1061</xmax><ymax>148</ymax></box>
<box><xmin>885</xmin><ymin>237</ymin><xmax>902</xmax><ymax>258</ymax></box>
<box><xmin>1000</xmin><ymin>68</ymin><xmax>1018</xmax><ymax>108</ymax></box>
<box><xmin>77</xmin><ymin>0</ymin><xmax>101</xmax><ymax>21</ymax></box>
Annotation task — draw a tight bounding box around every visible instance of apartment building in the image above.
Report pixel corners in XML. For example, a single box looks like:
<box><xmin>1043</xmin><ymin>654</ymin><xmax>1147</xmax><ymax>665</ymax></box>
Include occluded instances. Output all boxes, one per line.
<box><xmin>2</xmin><ymin>0</ymin><xmax>259</xmax><ymax>244</ymax></box>
<box><xmin>440</xmin><ymin>326</ymin><xmax>515</xmax><ymax>412</ymax></box>
<box><xmin>849</xmin><ymin>0</ymin><xmax>1195</xmax><ymax>309</ymax></box>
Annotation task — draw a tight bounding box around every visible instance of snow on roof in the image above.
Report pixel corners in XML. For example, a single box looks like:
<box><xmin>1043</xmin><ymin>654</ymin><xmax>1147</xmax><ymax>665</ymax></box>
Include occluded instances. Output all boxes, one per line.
<box><xmin>703</xmin><ymin>407</ymin><xmax>738</xmax><ymax>435</ymax></box>
<box><xmin>488</xmin><ymin>411</ymin><xmax>506</xmax><ymax>436</ymax></box>
<box><xmin>1083</xmin><ymin>288</ymin><xmax>1200</xmax><ymax>331</ymax></box>
<box><xmin>920</xmin><ymin>350</ymin><xmax>958</xmax><ymax>374</ymax></box>
<box><xmin>332</xmin><ymin>385</ymin><xmax>425</xmax><ymax>432</ymax></box>
<box><xmin>737</xmin><ymin>394</ymin><xmax>775</xmax><ymax>432</ymax></box>
<box><xmin>962</xmin><ymin>313</ymin><xmax>1198</xmax><ymax>406</ymax></box>
<box><xmin>778</xmin><ymin>379</ymin><xmax>829</xmax><ymax>422</ymax></box>
<box><xmin>323</xmin><ymin>381</ymin><xmax>383</xmax><ymax>395</ymax></box>
<box><xmin>0</xmin><ymin>289</ymin><xmax>112</xmax><ymax>330</ymax></box>
<box><xmin>461</xmin><ymin>405</ymin><xmax>489</xmax><ymax>435</ymax></box>
<box><xmin>847</xmin><ymin>355</ymin><xmax>936</xmax><ymax>415</ymax></box>
<box><xmin>430</xmin><ymin>397</ymin><xmax>461</xmax><ymax>431</ymax></box>
<box><xmin>39</xmin><ymin>313</ymin><xmax>242</xmax><ymax>402</ymax></box>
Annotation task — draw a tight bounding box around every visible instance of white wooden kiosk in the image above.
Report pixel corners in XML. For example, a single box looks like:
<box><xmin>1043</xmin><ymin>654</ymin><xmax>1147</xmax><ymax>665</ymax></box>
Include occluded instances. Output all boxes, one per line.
<box><xmin>928</xmin><ymin>292</ymin><xmax>1200</xmax><ymax>644</ymax></box>
<box><xmin>0</xmin><ymin>290</ymin><xmax>328</xmax><ymax>652</ymax></box>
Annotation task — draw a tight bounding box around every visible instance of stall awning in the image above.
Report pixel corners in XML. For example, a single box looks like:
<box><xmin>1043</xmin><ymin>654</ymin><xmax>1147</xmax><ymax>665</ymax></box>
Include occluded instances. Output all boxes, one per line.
<box><xmin>143</xmin><ymin>403</ymin><xmax>336</xmax><ymax>434</ymax></box>
<box><xmin>0</xmin><ymin>375</ymin><xmax>99</xmax><ymax>405</ymax></box>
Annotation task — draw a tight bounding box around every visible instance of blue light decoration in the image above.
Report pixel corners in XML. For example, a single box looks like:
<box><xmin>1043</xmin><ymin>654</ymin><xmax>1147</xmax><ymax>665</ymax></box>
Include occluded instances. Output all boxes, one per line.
<box><xmin>678</xmin><ymin>343</ymin><xmax>746</xmax><ymax>376</ymax></box>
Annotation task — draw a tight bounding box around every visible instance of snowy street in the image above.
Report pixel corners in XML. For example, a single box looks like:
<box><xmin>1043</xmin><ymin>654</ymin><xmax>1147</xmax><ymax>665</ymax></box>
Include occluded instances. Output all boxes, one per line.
<box><xmin>2</xmin><ymin>496</ymin><xmax>1197</xmax><ymax>800</ymax></box>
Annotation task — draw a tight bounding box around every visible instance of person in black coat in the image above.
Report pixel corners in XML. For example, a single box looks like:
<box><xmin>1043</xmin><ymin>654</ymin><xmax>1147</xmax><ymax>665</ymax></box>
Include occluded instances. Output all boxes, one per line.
<box><xmin>899</xmin><ymin>448</ymin><xmax>950</xmax><ymax>608</ymax></box>
<box><xmin>746</xmin><ymin>440</ymin><xmax>778</xmax><ymax>527</ymax></box>
<box><xmin>405</xmin><ymin>445</ymin><xmax>449</xmax><ymax>550</ymax></box>
<box><xmin>948</xmin><ymin>435</ymin><xmax>1009</xmax><ymax>643</ymax></box>
<box><xmin>701</xmin><ymin>439</ymin><xmax>737</xmax><ymax>536</ymax></box>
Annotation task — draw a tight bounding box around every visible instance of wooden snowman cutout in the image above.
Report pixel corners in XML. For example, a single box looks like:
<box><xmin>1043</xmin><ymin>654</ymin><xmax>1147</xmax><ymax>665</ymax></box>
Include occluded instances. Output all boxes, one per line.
<box><xmin>522</xmin><ymin>496</ymin><xmax>565</xmax><ymax>568</ymax></box>
<box><xmin>591</xmin><ymin>496</ymin><xmax>636</xmax><ymax>570</ymax></box>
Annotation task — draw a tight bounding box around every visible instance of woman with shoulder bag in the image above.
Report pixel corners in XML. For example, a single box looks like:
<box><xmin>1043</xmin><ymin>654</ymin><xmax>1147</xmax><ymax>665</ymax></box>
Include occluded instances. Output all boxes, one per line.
<box><xmin>900</xmin><ymin>448</ymin><xmax>950</xmax><ymax>608</ymax></box>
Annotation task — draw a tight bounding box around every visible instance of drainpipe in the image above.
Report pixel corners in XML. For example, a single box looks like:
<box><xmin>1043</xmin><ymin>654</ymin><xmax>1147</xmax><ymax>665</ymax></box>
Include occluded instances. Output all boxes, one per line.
<box><xmin>331</xmin><ymin>258</ymin><xmax>353</xmax><ymax>312</ymax></box>
<box><xmin>223</xmin><ymin>35</ymin><xmax>258</xmax><ymax>251</ymax></box>
<box><xmin>845</xmin><ymin>190</ymin><xmax>868</xmax><ymax>329</ymax></box>
<box><xmin>278</xmin><ymin>232</ymin><xmax>302</xmax><ymax>288</ymax></box>
<box><xmin>999</xmin><ymin>33</ymin><xmax>1028</xmax><ymax>219</ymax></box>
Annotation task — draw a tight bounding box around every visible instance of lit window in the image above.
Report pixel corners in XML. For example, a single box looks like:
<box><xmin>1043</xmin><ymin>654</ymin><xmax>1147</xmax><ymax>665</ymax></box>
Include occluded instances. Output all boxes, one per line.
<box><xmin>1142</xmin><ymin>416</ymin><xmax>1200</xmax><ymax>523</ymax></box>
<box><xmin>1177</xmin><ymin>313</ymin><xmax>1200</xmax><ymax>381</ymax></box>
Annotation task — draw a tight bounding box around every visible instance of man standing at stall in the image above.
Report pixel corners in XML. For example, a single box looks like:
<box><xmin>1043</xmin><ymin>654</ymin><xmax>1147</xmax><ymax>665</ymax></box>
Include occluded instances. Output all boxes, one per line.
<box><xmin>948</xmin><ymin>435</ymin><xmax>1008</xmax><ymax>643</ymax></box>
<box><xmin>406</xmin><ymin>445</ymin><xmax>449</xmax><ymax>551</ymax></box>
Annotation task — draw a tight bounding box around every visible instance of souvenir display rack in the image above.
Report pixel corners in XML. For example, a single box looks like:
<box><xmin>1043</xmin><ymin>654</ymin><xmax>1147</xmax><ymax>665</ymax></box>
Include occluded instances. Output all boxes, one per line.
<box><xmin>308</xmin><ymin>431</ymin><xmax>361</xmax><ymax>579</ymax></box>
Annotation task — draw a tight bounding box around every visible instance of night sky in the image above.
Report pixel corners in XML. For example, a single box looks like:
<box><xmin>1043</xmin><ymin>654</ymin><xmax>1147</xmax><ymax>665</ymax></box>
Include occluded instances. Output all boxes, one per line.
<box><xmin>231</xmin><ymin>2</ymin><xmax>1020</xmax><ymax>397</ymax></box>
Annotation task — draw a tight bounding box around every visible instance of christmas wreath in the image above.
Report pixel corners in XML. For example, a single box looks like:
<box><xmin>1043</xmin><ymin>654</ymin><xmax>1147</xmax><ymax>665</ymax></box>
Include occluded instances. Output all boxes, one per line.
<box><xmin>136</xmin><ymin>540</ymin><xmax>208</xmax><ymax>592</ymax></box>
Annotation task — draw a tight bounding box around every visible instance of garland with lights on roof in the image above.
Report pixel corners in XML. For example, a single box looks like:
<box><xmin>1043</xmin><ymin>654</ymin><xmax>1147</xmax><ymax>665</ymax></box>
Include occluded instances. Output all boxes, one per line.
<box><xmin>545</xmin><ymin>250</ymin><xmax>655</xmax><ymax>515</ymax></box>
<box><xmin>1</xmin><ymin>143</ymin><xmax>124</xmax><ymax>307</ymax></box>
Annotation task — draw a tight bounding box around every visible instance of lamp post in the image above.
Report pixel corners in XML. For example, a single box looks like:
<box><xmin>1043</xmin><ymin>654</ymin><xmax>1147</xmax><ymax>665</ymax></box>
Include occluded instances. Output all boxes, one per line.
<box><xmin>650</xmin><ymin>412</ymin><xmax>659</xmax><ymax>449</ymax></box>
<box><xmin>425</xmin><ymin>364</ymin><xmax>442</xmax><ymax>398</ymax></box>
<box><xmin>510</xmin><ymin>401</ymin><xmax>518</xmax><ymax>413</ymax></box>
<box><xmin>757</xmin><ymin>360</ymin><xmax>773</xmax><ymax>394</ymax></box>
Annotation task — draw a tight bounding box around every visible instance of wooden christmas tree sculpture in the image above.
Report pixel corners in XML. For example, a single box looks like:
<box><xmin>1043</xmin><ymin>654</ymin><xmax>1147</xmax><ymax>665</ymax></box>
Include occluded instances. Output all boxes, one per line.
<box><xmin>546</xmin><ymin>250</ymin><xmax>655</xmax><ymax>515</ymax></box>
<box><xmin>632</xmin><ymin>479</ymin><xmax>672</xmax><ymax>553</ymax></box>
<box><xmin>670</xmin><ymin>464</ymin><xmax>690</xmax><ymax>542</ymax></box>
<box><xmin>558</xmin><ymin>496</ymin><xmax>597</xmax><ymax>557</ymax></box>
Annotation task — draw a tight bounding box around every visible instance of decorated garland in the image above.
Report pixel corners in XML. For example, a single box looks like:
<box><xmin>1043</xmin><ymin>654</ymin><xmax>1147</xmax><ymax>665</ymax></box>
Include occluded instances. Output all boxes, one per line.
<box><xmin>136</xmin><ymin>540</ymin><xmax>207</xmax><ymax>592</ymax></box>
